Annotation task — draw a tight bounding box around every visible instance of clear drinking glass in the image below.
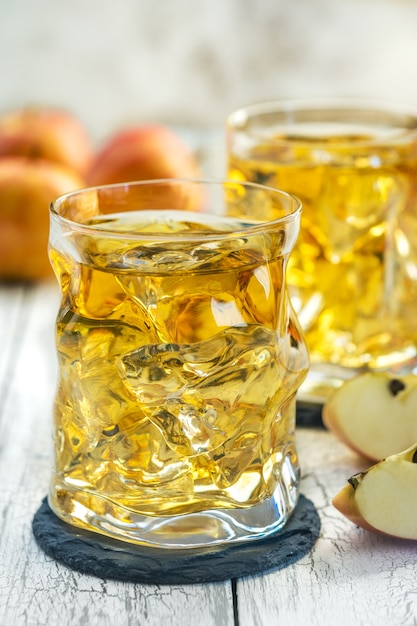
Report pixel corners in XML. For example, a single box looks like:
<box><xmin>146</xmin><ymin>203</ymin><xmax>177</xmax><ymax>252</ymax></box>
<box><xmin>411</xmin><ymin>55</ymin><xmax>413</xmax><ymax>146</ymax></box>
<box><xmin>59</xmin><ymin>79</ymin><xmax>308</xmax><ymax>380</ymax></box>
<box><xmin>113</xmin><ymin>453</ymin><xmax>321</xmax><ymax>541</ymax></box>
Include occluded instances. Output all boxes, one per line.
<box><xmin>48</xmin><ymin>179</ymin><xmax>309</xmax><ymax>549</ymax></box>
<box><xmin>226</xmin><ymin>100</ymin><xmax>417</xmax><ymax>404</ymax></box>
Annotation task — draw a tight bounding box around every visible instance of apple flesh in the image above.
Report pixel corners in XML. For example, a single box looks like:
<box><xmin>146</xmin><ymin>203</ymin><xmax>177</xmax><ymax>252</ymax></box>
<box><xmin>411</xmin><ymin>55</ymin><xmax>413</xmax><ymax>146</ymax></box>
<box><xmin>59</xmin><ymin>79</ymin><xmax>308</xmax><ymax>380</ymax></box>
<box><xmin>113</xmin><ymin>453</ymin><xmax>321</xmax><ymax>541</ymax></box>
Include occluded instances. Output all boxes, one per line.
<box><xmin>0</xmin><ymin>107</ymin><xmax>93</xmax><ymax>176</ymax></box>
<box><xmin>86</xmin><ymin>124</ymin><xmax>201</xmax><ymax>186</ymax></box>
<box><xmin>322</xmin><ymin>372</ymin><xmax>417</xmax><ymax>461</ymax></box>
<box><xmin>333</xmin><ymin>443</ymin><xmax>417</xmax><ymax>539</ymax></box>
<box><xmin>0</xmin><ymin>157</ymin><xmax>85</xmax><ymax>280</ymax></box>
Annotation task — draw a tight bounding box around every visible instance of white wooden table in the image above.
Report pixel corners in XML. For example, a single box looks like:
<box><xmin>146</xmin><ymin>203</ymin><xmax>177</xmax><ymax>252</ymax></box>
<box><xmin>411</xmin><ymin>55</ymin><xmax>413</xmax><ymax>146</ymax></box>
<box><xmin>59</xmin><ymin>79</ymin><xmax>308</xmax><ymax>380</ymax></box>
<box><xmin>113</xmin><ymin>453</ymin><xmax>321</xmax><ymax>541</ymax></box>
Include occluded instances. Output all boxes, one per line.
<box><xmin>1</xmin><ymin>132</ymin><xmax>417</xmax><ymax>626</ymax></box>
<box><xmin>2</xmin><ymin>273</ymin><xmax>417</xmax><ymax>626</ymax></box>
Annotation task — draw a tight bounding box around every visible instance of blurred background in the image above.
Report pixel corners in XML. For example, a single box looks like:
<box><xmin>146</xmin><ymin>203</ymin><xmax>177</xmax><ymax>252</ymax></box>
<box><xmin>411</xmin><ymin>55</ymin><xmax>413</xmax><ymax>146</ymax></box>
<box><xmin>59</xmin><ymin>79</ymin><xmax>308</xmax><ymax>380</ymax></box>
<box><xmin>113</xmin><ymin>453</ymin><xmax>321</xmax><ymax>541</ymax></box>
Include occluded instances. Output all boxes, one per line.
<box><xmin>2</xmin><ymin>0</ymin><xmax>417</xmax><ymax>168</ymax></box>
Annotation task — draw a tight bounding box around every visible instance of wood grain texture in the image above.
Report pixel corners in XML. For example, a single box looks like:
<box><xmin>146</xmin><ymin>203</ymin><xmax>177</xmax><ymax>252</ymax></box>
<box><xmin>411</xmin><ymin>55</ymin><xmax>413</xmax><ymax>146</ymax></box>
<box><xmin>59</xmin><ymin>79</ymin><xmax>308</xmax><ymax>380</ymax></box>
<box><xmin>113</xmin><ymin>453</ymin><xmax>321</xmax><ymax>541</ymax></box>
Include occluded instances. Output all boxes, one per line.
<box><xmin>0</xmin><ymin>284</ymin><xmax>235</xmax><ymax>626</ymax></box>
<box><xmin>236</xmin><ymin>429</ymin><xmax>417</xmax><ymax>626</ymax></box>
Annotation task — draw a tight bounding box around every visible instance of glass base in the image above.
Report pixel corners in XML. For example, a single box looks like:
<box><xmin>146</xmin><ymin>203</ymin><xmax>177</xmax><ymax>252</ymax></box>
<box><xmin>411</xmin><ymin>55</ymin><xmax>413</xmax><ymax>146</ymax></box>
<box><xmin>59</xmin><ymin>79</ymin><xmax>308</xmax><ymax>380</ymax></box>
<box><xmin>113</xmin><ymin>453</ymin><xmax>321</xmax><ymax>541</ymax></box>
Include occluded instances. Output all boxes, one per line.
<box><xmin>48</xmin><ymin>453</ymin><xmax>300</xmax><ymax>550</ymax></box>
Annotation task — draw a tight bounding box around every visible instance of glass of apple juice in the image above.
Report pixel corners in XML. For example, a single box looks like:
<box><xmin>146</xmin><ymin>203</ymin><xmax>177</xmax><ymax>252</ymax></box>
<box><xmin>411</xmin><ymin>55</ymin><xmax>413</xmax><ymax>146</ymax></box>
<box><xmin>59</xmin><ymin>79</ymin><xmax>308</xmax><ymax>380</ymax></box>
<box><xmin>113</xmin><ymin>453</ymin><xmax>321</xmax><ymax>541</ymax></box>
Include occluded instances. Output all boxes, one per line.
<box><xmin>48</xmin><ymin>178</ymin><xmax>309</xmax><ymax>549</ymax></box>
<box><xmin>226</xmin><ymin>100</ymin><xmax>417</xmax><ymax>405</ymax></box>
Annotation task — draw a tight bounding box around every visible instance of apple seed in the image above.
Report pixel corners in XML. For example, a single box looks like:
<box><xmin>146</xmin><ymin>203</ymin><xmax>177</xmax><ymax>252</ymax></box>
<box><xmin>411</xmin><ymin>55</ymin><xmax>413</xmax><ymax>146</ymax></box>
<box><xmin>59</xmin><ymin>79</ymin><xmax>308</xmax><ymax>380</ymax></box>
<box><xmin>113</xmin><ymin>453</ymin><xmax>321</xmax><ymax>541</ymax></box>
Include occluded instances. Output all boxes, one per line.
<box><xmin>388</xmin><ymin>378</ymin><xmax>406</xmax><ymax>396</ymax></box>
<box><xmin>347</xmin><ymin>472</ymin><xmax>366</xmax><ymax>489</ymax></box>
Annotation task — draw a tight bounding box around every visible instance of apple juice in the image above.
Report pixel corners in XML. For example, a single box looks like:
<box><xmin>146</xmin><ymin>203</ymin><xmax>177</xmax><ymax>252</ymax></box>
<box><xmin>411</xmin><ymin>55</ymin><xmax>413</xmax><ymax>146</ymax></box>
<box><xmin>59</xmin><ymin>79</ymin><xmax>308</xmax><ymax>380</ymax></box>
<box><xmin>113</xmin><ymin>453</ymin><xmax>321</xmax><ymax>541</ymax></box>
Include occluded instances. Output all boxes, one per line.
<box><xmin>227</xmin><ymin>126</ymin><xmax>417</xmax><ymax>375</ymax></box>
<box><xmin>48</xmin><ymin>200</ymin><xmax>308</xmax><ymax>546</ymax></box>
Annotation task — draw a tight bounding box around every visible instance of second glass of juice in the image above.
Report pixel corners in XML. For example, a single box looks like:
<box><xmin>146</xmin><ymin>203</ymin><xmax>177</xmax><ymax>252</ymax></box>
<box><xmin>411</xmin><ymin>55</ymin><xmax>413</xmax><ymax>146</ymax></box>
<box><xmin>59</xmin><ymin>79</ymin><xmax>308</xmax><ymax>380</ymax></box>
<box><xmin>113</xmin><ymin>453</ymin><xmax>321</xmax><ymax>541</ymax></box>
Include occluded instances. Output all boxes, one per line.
<box><xmin>226</xmin><ymin>100</ymin><xmax>417</xmax><ymax>403</ymax></box>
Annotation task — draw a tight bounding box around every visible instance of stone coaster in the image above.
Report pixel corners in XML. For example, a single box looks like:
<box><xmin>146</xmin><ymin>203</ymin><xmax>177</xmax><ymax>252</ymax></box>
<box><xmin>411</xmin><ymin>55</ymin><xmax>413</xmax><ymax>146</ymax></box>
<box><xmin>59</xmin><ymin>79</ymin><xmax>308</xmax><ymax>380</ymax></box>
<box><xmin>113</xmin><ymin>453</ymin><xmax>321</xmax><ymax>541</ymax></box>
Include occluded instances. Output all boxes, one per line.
<box><xmin>32</xmin><ymin>494</ymin><xmax>320</xmax><ymax>585</ymax></box>
<box><xmin>296</xmin><ymin>401</ymin><xmax>324</xmax><ymax>428</ymax></box>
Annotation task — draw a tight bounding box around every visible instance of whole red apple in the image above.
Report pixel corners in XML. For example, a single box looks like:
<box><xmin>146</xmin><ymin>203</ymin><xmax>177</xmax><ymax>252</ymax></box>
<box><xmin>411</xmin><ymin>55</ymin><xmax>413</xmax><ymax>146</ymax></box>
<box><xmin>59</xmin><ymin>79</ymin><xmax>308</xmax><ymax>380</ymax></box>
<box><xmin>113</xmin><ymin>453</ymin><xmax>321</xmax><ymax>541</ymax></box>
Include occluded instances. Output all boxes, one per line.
<box><xmin>86</xmin><ymin>124</ymin><xmax>201</xmax><ymax>186</ymax></box>
<box><xmin>0</xmin><ymin>107</ymin><xmax>93</xmax><ymax>176</ymax></box>
<box><xmin>0</xmin><ymin>157</ymin><xmax>85</xmax><ymax>281</ymax></box>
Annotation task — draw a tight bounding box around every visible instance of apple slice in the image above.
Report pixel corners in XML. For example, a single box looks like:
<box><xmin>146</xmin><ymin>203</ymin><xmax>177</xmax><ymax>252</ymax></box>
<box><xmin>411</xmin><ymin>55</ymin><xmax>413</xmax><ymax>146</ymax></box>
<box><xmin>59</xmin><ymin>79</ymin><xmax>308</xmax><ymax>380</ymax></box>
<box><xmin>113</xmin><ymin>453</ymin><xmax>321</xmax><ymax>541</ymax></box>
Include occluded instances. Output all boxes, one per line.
<box><xmin>322</xmin><ymin>372</ymin><xmax>417</xmax><ymax>461</ymax></box>
<box><xmin>333</xmin><ymin>443</ymin><xmax>417</xmax><ymax>539</ymax></box>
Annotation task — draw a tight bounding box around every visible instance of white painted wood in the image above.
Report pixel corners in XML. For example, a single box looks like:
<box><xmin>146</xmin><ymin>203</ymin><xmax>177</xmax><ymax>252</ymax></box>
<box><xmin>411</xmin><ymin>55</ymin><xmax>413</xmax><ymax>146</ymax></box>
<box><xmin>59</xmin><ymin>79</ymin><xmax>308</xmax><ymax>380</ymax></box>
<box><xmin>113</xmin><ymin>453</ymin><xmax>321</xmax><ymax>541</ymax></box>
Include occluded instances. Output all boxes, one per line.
<box><xmin>0</xmin><ymin>283</ymin><xmax>235</xmax><ymax>626</ymax></box>
<box><xmin>3</xmin><ymin>282</ymin><xmax>417</xmax><ymax>626</ymax></box>
<box><xmin>237</xmin><ymin>429</ymin><xmax>417</xmax><ymax>626</ymax></box>
<box><xmin>0</xmin><ymin>284</ymin><xmax>27</xmax><ymax>393</ymax></box>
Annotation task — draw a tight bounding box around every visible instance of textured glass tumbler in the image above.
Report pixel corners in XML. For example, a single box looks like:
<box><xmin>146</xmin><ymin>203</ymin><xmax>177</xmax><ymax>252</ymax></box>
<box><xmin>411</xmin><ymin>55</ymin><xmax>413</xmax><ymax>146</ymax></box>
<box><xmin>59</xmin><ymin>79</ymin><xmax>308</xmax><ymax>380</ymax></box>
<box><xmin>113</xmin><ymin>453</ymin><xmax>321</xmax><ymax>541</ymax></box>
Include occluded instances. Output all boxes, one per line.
<box><xmin>227</xmin><ymin>100</ymin><xmax>417</xmax><ymax>404</ymax></box>
<box><xmin>48</xmin><ymin>179</ymin><xmax>309</xmax><ymax>549</ymax></box>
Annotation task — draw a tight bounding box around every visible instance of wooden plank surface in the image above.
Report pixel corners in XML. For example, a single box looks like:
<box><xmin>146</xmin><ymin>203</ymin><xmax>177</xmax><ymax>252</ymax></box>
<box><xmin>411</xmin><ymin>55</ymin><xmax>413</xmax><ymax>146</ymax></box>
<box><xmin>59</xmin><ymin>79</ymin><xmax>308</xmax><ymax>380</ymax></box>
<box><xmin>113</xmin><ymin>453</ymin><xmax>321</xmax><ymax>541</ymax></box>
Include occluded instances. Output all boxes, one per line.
<box><xmin>0</xmin><ymin>283</ymin><xmax>235</xmax><ymax>626</ymax></box>
<box><xmin>237</xmin><ymin>428</ymin><xmax>417</xmax><ymax>626</ymax></box>
<box><xmin>2</xmin><ymin>283</ymin><xmax>417</xmax><ymax>626</ymax></box>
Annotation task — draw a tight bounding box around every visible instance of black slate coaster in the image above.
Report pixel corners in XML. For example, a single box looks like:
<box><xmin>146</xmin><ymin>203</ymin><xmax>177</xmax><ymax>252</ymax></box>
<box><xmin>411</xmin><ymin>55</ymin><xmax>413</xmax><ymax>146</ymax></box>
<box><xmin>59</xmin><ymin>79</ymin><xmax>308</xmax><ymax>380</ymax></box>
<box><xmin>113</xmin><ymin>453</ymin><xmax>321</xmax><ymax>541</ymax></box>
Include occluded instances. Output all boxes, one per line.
<box><xmin>296</xmin><ymin>401</ymin><xmax>324</xmax><ymax>428</ymax></box>
<box><xmin>32</xmin><ymin>494</ymin><xmax>320</xmax><ymax>585</ymax></box>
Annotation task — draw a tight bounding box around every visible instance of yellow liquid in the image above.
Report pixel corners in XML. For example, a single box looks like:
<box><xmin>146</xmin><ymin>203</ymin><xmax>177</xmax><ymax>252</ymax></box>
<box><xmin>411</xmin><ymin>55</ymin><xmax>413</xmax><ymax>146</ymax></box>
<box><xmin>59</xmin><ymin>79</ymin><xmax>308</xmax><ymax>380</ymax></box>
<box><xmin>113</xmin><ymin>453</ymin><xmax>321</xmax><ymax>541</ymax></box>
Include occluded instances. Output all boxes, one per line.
<box><xmin>49</xmin><ymin>210</ymin><xmax>308</xmax><ymax>531</ymax></box>
<box><xmin>228</xmin><ymin>131</ymin><xmax>417</xmax><ymax>371</ymax></box>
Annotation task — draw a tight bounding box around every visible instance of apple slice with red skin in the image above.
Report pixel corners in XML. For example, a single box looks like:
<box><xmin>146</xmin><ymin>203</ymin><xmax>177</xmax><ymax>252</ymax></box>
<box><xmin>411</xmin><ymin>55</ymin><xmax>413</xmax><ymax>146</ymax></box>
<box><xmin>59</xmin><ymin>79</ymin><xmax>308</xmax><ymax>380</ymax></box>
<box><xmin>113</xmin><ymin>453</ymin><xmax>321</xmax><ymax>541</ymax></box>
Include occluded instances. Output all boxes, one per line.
<box><xmin>333</xmin><ymin>443</ymin><xmax>417</xmax><ymax>539</ymax></box>
<box><xmin>322</xmin><ymin>372</ymin><xmax>417</xmax><ymax>461</ymax></box>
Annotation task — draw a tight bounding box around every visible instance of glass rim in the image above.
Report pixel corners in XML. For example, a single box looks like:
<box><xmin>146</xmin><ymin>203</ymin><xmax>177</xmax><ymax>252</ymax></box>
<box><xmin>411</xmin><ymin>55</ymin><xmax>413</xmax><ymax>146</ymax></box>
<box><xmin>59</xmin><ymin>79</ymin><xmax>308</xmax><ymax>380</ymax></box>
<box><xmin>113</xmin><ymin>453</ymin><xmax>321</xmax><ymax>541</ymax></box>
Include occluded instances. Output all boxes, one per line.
<box><xmin>226</xmin><ymin>97</ymin><xmax>417</xmax><ymax>145</ymax></box>
<box><xmin>50</xmin><ymin>177</ymin><xmax>302</xmax><ymax>242</ymax></box>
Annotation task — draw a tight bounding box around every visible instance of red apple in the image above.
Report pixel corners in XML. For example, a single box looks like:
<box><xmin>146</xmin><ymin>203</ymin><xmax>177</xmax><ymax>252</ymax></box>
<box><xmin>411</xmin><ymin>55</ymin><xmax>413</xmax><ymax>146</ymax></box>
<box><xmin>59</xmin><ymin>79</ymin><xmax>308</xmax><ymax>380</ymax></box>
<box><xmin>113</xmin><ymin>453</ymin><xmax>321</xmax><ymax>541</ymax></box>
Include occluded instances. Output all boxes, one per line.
<box><xmin>86</xmin><ymin>124</ymin><xmax>201</xmax><ymax>186</ymax></box>
<box><xmin>0</xmin><ymin>157</ymin><xmax>85</xmax><ymax>280</ymax></box>
<box><xmin>0</xmin><ymin>107</ymin><xmax>93</xmax><ymax>176</ymax></box>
